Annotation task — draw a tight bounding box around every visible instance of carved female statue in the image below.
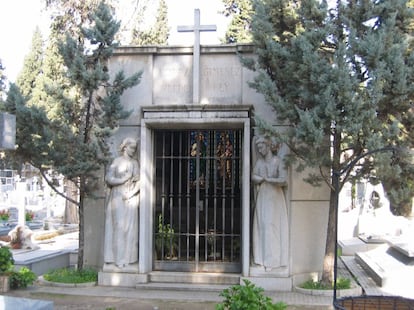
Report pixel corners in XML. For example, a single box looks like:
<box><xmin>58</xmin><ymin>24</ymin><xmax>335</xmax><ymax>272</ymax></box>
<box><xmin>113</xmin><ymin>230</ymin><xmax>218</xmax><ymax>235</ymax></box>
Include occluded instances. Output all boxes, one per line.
<box><xmin>104</xmin><ymin>137</ymin><xmax>140</xmax><ymax>268</ymax></box>
<box><xmin>252</xmin><ymin>136</ymin><xmax>288</xmax><ymax>271</ymax></box>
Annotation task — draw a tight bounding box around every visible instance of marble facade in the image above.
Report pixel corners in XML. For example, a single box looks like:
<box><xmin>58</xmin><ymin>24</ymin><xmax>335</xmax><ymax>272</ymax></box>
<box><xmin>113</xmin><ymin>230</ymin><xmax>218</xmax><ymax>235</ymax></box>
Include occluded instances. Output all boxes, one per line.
<box><xmin>89</xmin><ymin>43</ymin><xmax>330</xmax><ymax>290</ymax></box>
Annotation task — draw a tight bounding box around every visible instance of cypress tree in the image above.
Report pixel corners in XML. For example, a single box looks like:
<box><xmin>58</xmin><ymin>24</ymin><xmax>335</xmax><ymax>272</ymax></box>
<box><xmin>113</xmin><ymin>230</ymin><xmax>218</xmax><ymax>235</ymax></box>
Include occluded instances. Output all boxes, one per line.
<box><xmin>131</xmin><ymin>0</ymin><xmax>169</xmax><ymax>45</ymax></box>
<box><xmin>222</xmin><ymin>0</ymin><xmax>253</xmax><ymax>43</ymax></box>
<box><xmin>16</xmin><ymin>27</ymin><xmax>44</xmax><ymax>99</ymax></box>
<box><xmin>246</xmin><ymin>0</ymin><xmax>414</xmax><ymax>285</ymax></box>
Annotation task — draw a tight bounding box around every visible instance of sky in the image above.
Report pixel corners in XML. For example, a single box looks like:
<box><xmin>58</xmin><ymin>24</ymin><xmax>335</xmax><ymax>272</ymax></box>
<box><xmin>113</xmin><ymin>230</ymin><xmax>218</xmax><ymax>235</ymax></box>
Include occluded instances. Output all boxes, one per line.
<box><xmin>0</xmin><ymin>0</ymin><xmax>229</xmax><ymax>83</ymax></box>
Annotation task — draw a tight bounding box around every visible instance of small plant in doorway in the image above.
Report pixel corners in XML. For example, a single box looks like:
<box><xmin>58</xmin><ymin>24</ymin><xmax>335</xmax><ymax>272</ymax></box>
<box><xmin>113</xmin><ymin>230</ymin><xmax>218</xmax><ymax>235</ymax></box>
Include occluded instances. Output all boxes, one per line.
<box><xmin>155</xmin><ymin>214</ymin><xmax>178</xmax><ymax>260</ymax></box>
<box><xmin>216</xmin><ymin>279</ymin><xmax>287</xmax><ymax>310</ymax></box>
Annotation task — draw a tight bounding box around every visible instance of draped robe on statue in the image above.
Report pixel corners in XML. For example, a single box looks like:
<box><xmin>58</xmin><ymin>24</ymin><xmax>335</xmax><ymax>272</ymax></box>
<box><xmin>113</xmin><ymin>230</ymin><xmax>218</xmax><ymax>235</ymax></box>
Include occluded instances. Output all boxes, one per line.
<box><xmin>252</xmin><ymin>139</ymin><xmax>288</xmax><ymax>270</ymax></box>
<box><xmin>104</xmin><ymin>149</ymin><xmax>140</xmax><ymax>268</ymax></box>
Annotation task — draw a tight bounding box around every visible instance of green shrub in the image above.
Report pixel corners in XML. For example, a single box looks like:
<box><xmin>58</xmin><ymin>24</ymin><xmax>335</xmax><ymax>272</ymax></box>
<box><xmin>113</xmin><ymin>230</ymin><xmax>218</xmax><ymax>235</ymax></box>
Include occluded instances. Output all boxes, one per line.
<box><xmin>43</xmin><ymin>267</ymin><xmax>97</xmax><ymax>283</ymax></box>
<box><xmin>216</xmin><ymin>279</ymin><xmax>287</xmax><ymax>310</ymax></box>
<box><xmin>0</xmin><ymin>247</ymin><xmax>14</xmax><ymax>273</ymax></box>
<box><xmin>300</xmin><ymin>277</ymin><xmax>351</xmax><ymax>290</ymax></box>
<box><xmin>10</xmin><ymin>267</ymin><xmax>37</xmax><ymax>289</ymax></box>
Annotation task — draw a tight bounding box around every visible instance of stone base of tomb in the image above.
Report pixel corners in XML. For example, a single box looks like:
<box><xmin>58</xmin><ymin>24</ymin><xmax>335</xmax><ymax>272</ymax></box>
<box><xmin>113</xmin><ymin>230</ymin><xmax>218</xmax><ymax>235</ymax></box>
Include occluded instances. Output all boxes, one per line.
<box><xmin>244</xmin><ymin>266</ymin><xmax>291</xmax><ymax>291</ymax></box>
<box><xmin>98</xmin><ymin>269</ymin><xmax>147</xmax><ymax>287</ymax></box>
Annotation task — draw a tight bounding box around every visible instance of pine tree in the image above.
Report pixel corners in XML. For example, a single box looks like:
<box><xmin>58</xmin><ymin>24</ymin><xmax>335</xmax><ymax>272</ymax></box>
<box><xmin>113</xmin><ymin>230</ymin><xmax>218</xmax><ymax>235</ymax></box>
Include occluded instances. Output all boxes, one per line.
<box><xmin>131</xmin><ymin>0</ymin><xmax>169</xmax><ymax>45</ymax></box>
<box><xmin>53</xmin><ymin>1</ymin><xmax>141</xmax><ymax>270</ymax></box>
<box><xmin>222</xmin><ymin>0</ymin><xmax>253</xmax><ymax>43</ymax></box>
<box><xmin>4</xmin><ymin>1</ymin><xmax>142</xmax><ymax>270</ymax></box>
<box><xmin>246</xmin><ymin>0</ymin><xmax>414</xmax><ymax>285</ymax></box>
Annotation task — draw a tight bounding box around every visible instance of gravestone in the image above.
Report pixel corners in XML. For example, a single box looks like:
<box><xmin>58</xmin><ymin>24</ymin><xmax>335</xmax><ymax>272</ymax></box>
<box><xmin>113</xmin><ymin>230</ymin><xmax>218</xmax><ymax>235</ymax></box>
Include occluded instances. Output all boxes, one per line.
<box><xmin>0</xmin><ymin>296</ymin><xmax>53</xmax><ymax>310</ymax></box>
<box><xmin>0</xmin><ymin>112</ymin><xmax>15</xmax><ymax>150</ymax></box>
<box><xmin>355</xmin><ymin>243</ymin><xmax>414</xmax><ymax>299</ymax></box>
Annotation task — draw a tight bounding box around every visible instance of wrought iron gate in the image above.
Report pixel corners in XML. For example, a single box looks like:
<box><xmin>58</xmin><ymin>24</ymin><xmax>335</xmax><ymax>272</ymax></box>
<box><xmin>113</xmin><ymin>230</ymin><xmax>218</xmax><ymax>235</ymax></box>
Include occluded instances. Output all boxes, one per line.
<box><xmin>153</xmin><ymin>130</ymin><xmax>242</xmax><ymax>273</ymax></box>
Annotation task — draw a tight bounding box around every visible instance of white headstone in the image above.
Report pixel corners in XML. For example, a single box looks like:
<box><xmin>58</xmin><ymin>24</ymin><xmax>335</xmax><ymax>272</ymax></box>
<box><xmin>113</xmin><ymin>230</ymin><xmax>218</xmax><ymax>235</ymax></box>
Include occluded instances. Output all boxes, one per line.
<box><xmin>0</xmin><ymin>113</ymin><xmax>16</xmax><ymax>150</ymax></box>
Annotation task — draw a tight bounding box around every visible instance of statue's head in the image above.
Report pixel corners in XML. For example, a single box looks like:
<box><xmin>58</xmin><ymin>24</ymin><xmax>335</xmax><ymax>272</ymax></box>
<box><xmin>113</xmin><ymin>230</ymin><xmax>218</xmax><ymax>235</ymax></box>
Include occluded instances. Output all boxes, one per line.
<box><xmin>119</xmin><ymin>137</ymin><xmax>137</xmax><ymax>155</ymax></box>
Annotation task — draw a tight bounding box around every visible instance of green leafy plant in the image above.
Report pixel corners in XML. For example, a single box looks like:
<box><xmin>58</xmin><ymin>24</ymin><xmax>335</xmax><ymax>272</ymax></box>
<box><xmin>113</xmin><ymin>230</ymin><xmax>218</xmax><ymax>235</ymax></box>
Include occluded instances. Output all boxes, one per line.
<box><xmin>0</xmin><ymin>209</ymin><xmax>10</xmax><ymax>221</ymax></box>
<box><xmin>25</xmin><ymin>210</ymin><xmax>35</xmax><ymax>222</ymax></box>
<box><xmin>155</xmin><ymin>214</ymin><xmax>177</xmax><ymax>259</ymax></box>
<box><xmin>43</xmin><ymin>267</ymin><xmax>97</xmax><ymax>284</ymax></box>
<box><xmin>300</xmin><ymin>277</ymin><xmax>351</xmax><ymax>290</ymax></box>
<box><xmin>216</xmin><ymin>279</ymin><xmax>287</xmax><ymax>310</ymax></box>
<box><xmin>10</xmin><ymin>267</ymin><xmax>37</xmax><ymax>289</ymax></box>
<box><xmin>0</xmin><ymin>247</ymin><xmax>14</xmax><ymax>274</ymax></box>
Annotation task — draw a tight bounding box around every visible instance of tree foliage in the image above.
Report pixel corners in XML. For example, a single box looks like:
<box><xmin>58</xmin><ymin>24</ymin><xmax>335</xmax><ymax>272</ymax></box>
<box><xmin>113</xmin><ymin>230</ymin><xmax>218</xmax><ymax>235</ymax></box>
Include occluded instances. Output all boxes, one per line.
<box><xmin>222</xmin><ymin>0</ymin><xmax>253</xmax><ymax>43</ymax></box>
<box><xmin>131</xmin><ymin>0</ymin><xmax>169</xmax><ymax>45</ymax></box>
<box><xmin>16</xmin><ymin>27</ymin><xmax>44</xmax><ymax>99</ymax></box>
<box><xmin>246</xmin><ymin>0</ymin><xmax>414</xmax><ymax>285</ymax></box>
<box><xmin>2</xmin><ymin>1</ymin><xmax>142</xmax><ymax>270</ymax></box>
<box><xmin>0</xmin><ymin>60</ymin><xmax>6</xmax><ymax>99</ymax></box>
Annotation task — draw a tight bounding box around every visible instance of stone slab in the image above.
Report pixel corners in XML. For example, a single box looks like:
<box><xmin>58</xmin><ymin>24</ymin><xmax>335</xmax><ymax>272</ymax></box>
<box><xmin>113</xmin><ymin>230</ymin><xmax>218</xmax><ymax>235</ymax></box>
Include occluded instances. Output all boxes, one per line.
<box><xmin>339</xmin><ymin>238</ymin><xmax>383</xmax><ymax>256</ymax></box>
<box><xmin>359</xmin><ymin>234</ymin><xmax>388</xmax><ymax>244</ymax></box>
<box><xmin>13</xmin><ymin>249</ymin><xmax>70</xmax><ymax>275</ymax></box>
<box><xmin>0</xmin><ymin>295</ymin><xmax>53</xmax><ymax>310</ymax></box>
<box><xmin>355</xmin><ymin>245</ymin><xmax>414</xmax><ymax>287</ymax></box>
<box><xmin>389</xmin><ymin>242</ymin><xmax>414</xmax><ymax>258</ymax></box>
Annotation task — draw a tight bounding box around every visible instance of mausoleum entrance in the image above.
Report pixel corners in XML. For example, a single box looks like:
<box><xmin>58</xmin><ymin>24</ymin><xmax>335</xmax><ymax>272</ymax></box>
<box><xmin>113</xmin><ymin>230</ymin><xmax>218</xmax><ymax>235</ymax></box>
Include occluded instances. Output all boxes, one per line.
<box><xmin>153</xmin><ymin>129</ymin><xmax>242</xmax><ymax>273</ymax></box>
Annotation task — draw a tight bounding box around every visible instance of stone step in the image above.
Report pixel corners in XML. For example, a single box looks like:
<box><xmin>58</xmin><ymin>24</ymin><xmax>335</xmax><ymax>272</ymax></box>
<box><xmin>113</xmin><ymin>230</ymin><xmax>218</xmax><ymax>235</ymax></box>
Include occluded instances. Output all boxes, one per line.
<box><xmin>148</xmin><ymin>271</ymin><xmax>240</xmax><ymax>285</ymax></box>
<box><xmin>135</xmin><ymin>281</ymin><xmax>231</xmax><ymax>292</ymax></box>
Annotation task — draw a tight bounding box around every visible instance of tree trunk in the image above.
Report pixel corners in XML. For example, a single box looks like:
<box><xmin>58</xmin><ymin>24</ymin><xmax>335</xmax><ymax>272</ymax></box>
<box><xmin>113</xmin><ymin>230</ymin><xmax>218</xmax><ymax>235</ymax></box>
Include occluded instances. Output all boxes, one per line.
<box><xmin>321</xmin><ymin>186</ymin><xmax>337</xmax><ymax>286</ymax></box>
<box><xmin>64</xmin><ymin>179</ymin><xmax>79</xmax><ymax>224</ymax></box>
<box><xmin>321</xmin><ymin>131</ymin><xmax>341</xmax><ymax>286</ymax></box>
<box><xmin>77</xmin><ymin>187</ymin><xmax>85</xmax><ymax>271</ymax></box>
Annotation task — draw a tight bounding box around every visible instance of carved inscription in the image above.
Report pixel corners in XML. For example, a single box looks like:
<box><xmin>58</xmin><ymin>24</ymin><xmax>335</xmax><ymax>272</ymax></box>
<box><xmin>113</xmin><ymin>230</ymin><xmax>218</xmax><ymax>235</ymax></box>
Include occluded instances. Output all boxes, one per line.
<box><xmin>154</xmin><ymin>56</ymin><xmax>192</xmax><ymax>104</ymax></box>
<box><xmin>201</xmin><ymin>65</ymin><xmax>242</xmax><ymax>103</ymax></box>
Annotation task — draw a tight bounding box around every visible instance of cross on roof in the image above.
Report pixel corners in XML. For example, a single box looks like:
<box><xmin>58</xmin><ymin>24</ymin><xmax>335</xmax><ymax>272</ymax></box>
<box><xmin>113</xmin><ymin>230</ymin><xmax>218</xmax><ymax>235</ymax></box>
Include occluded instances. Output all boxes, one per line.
<box><xmin>177</xmin><ymin>9</ymin><xmax>217</xmax><ymax>104</ymax></box>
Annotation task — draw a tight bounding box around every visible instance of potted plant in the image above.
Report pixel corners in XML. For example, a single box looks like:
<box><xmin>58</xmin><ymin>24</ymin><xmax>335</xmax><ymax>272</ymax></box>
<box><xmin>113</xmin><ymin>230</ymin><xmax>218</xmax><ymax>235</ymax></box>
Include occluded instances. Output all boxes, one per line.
<box><xmin>154</xmin><ymin>214</ymin><xmax>178</xmax><ymax>260</ymax></box>
<box><xmin>25</xmin><ymin>210</ymin><xmax>35</xmax><ymax>222</ymax></box>
<box><xmin>0</xmin><ymin>246</ymin><xmax>14</xmax><ymax>292</ymax></box>
<box><xmin>0</xmin><ymin>209</ymin><xmax>10</xmax><ymax>222</ymax></box>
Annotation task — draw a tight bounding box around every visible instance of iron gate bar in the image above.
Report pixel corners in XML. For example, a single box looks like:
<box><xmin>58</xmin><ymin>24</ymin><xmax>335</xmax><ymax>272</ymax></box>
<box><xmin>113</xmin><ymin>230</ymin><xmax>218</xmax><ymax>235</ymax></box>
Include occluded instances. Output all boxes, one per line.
<box><xmin>154</xmin><ymin>130</ymin><xmax>242</xmax><ymax>272</ymax></box>
<box><xmin>178</xmin><ymin>134</ymin><xmax>182</xmax><ymax>261</ymax></box>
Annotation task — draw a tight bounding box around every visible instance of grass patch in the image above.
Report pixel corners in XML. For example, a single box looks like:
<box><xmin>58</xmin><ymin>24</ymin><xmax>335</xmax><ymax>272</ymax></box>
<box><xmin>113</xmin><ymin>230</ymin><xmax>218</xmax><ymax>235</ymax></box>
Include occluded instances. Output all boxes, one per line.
<box><xmin>300</xmin><ymin>277</ymin><xmax>351</xmax><ymax>290</ymax></box>
<box><xmin>43</xmin><ymin>267</ymin><xmax>97</xmax><ymax>284</ymax></box>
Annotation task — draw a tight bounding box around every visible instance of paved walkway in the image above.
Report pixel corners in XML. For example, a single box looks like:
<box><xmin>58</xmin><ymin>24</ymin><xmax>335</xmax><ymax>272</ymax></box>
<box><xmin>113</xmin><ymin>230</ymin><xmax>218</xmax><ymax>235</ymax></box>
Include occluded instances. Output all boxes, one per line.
<box><xmin>4</xmin><ymin>231</ymin><xmax>412</xmax><ymax>309</ymax></box>
<box><xmin>5</xmin><ymin>282</ymin><xmax>335</xmax><ymax>310</ymax></box>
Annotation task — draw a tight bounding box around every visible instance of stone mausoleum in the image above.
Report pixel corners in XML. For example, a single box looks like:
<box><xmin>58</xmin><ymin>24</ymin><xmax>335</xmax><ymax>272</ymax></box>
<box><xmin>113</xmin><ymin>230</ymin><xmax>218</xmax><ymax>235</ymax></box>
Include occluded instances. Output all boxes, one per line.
<box><xmin>85</xmin><ymin>21</ymin><xmax>329</xmax><ymax>291</ymax></box>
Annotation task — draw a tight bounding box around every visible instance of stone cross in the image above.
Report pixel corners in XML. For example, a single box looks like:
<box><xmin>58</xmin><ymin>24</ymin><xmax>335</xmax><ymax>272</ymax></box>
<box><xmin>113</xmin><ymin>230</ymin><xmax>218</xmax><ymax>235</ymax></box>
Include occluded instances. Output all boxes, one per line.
<box><xmin>177</xmin><ymin>9</ymin><xmax>216</xmax><ymax>104</ymax></box>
